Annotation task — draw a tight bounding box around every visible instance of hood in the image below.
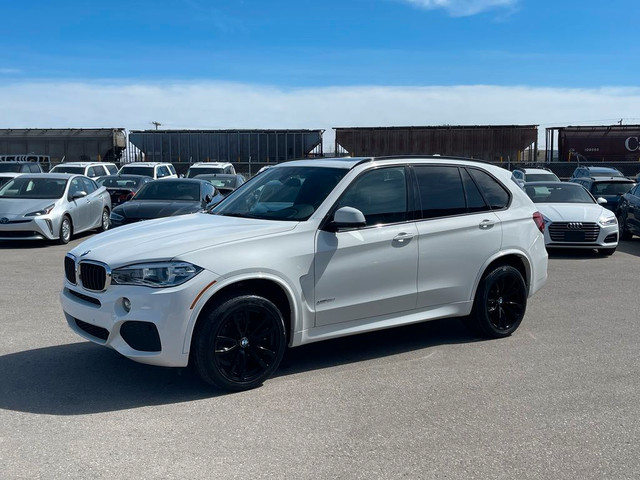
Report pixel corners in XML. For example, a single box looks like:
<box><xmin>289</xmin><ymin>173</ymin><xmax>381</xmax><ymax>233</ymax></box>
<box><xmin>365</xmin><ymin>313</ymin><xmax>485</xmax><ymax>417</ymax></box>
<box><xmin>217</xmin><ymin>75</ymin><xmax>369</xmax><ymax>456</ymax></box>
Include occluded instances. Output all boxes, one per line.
<box><xmin>537</xmin><ymin>203</ymin><xmax>609</xmax><ymax>223</ymax></box>
<box><xmin>0</xmin><ymin>198</ymin><xmax>58</xmax><ymax>217</ymax></box>
<box><xmin>113</xmin><ymin>200</ymin><xmax>202</xmax><ymax>219</ymax></box>
<box><xmin>68</xmin><ymin>213</ymin><xmax>298</xmax><ymax>267</ymax></box>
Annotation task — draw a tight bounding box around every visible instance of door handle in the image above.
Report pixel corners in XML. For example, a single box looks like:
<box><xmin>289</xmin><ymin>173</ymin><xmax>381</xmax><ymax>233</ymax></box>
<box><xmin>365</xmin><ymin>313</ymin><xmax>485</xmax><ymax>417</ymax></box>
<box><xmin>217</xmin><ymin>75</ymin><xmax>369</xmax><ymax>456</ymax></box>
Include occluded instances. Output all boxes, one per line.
<box><xmin>479</xmin><ymin>219</ymin><xmax>496</xmax><ymax>230</ymax></box>
<box><xmin>393</xmin><ymin>232</ymin><xmax>415</xmax><ymax>242</ymax></box>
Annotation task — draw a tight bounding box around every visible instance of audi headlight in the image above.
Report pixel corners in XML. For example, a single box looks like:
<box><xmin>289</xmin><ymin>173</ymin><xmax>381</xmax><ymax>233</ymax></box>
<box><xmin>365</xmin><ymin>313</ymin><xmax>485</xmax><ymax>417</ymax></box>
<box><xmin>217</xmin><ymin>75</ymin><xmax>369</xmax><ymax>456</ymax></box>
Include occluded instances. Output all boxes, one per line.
<box><xmin>599</xmin><ymin>214</ymin><xmax>617</xmax><ymax>226</ymax></box>
<box><xmin>111</xmin><ymin>261</ymin><xmax>203</xmax><ymax>288</ymax></box>
<box><xmin>25</xmin><ymin>204</ymin><xmax>55</xmax><ymax>216</ymax></box>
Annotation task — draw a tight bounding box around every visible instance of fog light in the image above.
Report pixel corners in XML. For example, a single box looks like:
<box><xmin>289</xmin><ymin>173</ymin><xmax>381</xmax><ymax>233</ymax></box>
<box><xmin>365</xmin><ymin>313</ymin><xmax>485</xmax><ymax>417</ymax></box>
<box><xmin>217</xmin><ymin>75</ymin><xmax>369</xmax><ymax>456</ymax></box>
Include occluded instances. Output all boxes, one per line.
<box><xmin>122</xmin><ymin>298</ymin><xmax>131</xmax><ymax>313</ymax></box>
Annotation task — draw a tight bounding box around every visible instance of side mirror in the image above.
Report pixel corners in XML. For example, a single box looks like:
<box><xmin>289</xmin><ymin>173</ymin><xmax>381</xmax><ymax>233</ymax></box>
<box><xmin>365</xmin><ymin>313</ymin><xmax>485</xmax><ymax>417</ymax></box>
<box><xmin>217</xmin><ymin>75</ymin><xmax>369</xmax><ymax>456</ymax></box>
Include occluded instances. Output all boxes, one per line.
<box><xmin>597</xmin><ymin>197</ymin><xmax>607</xmax><ymax>205</ymax></box>
<box><xmin>325</xmin><ymin>206</ymin><xmax>366</xmax><ymax>232</ymax></box>
<box><xmin>71</xmin><ymin>191</ymin><xmax>87</xmax><ymax>200</ymax></box>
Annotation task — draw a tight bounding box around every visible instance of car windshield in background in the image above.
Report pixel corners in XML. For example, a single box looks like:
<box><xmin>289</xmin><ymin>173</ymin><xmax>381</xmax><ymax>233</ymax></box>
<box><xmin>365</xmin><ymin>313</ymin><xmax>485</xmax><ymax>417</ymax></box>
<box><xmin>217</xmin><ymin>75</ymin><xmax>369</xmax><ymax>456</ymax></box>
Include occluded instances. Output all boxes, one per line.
<box><xmin>526</xmin><ymin>173</ymin><xmax>559</xmax><ymax>182</ymax></box>
<box><xmin>51</xmin><ymin>166</ymin><xmax>84</xmax><ymax>174</ymax></box>
<box><xmin>121</xmin><ymin>166</ymin><xmax>155</xmax><ymax>177</ymax></box>
<box><xmin>211</xmin><ymin>166</ymin><xmax>347</xmax><ymax>221</ymax></box>
<box><xmin>187</xmin><ymin>168</ymin><xmax>223</xmax><ymax>177</ymax></box>
<box><xmin>591</xmin><ymin>182</ymin><xmax>635</xmax><ymax>196</ymax></box>
<box><xmin>0</xmin><ymin>176</ymin><xmax>16</xmax><ymax>187</ymax></box>
<box><xmin>0</xmin><ymin>177</ymin><xmax>67</xmax><ymax>199</ymax></box>
<box><xmin>0</xmin><ymin>164</ymin><xmax>22</xmax><ymax>173</ymax></box>
<box><xmin>524</xmin><ymin>183</ymin><xmax>595</xmax><ymax>204</ymax></box>
<box><xmin>97</xmin><ymin>176</ymin><xmax>146</xmax><ymax>189</ymax></box>
<box><xmin>135</xmin><ymin>181</ymin><xmax>200</xmax><ymax>201</ymax></box>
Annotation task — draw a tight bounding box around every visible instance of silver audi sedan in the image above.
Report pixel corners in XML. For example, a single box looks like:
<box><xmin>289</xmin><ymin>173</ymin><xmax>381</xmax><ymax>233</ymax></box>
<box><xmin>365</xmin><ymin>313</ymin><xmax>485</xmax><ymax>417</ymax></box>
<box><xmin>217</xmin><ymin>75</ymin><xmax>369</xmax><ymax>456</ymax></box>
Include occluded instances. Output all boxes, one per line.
<box><xmin>0</xmin><ymin>173</ymin><xmax>111</xmax><ymax>244</ymax></box>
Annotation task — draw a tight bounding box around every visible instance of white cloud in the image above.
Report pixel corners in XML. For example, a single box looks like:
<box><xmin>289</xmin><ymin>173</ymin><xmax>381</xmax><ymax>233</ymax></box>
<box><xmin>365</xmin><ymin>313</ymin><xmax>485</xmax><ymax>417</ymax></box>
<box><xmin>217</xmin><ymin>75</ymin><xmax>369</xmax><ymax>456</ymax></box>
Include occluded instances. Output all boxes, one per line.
<box><xmin>1</xmin><ymin>81</ymin><xmax>640</xmax><ymax>149</ymax></box>
<box><xmin>400</xmin><ymin>0</ymin><xmax>517</xmax><ymax>16</ymax></box>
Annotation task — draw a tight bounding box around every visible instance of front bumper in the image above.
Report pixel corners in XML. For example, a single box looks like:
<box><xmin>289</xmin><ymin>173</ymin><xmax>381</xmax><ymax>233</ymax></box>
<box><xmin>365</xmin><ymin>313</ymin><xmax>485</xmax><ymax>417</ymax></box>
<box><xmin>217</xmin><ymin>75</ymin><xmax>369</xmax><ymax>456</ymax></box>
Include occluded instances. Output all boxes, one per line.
<box><xmin>544</xmin><ymin>222</ymin><xmax>618</xmax><ymax>249</ymax></box>
<box><xmin>0</xmin><ymin>215</ymin><xmax>59</xmax><ymax>240</ymax></box>
<box><xmin>60</xmin><ymin>269</ymin><xmax>218</xmax><ymax>367</ymax></box>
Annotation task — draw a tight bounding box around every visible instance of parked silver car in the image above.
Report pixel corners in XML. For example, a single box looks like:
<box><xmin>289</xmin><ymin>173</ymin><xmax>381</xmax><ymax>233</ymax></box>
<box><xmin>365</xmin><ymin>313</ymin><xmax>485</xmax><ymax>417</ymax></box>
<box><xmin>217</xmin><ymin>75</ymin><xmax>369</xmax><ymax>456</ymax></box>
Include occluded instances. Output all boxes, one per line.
<box><xmin>0</xmin><ymin>173</ymin><xmax>111</xmax><ymax>244</ymax></box>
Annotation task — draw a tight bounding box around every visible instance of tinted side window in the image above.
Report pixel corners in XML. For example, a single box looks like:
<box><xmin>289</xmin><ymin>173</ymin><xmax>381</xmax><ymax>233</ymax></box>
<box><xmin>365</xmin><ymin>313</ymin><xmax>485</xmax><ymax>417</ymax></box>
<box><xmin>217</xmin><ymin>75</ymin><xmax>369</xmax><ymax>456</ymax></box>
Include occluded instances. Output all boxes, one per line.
<box><xmin>81</xmin><ymin>177</ymin><xmax>97</xmax><ymax>194</ymax></box>
<box><xmin>158</xmin><ymin>166</ymin><xmax>169</xmax><ymax>178</ymax></box>
<box><xmin>414</xmin><ymin>166</ymin><xmax>466</xmax><ymax>219</ymax></box>
<box><xmin>461</xmin><ymin>169</ymin><xmax>489</xmax><ymax>213</ymax></box>
<box><xmin>338</xmin><ymin>167</ymin><xmax>407</xmax><ymax>226</ymax></box>
<box><xmin>467</xmin><ymin>168</ymin><xmax>510</xmax><ymax>209</ymax></box>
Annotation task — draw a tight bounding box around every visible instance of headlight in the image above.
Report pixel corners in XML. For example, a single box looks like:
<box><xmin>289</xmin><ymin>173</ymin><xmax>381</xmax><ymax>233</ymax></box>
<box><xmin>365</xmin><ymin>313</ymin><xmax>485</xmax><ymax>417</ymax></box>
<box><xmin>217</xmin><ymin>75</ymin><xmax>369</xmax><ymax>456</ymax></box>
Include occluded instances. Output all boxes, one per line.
<box><xmin>599</xmin><ymin>214</ymin><xmax>617</xmax><ymax>226</ymax></box>
<box><xmin>25</xmin><ymin>204</ymin><xmax>55</xmax><ymax>216</ymax></box>
<box><xmin>111</xmin><ymin>261</ymin><xmax>203</xmax><ymax>288</ymax></box>
<box><xmin>110</xmin><ymin>212</ymin><xmax>124</xmax><ymax>221</ymax></box>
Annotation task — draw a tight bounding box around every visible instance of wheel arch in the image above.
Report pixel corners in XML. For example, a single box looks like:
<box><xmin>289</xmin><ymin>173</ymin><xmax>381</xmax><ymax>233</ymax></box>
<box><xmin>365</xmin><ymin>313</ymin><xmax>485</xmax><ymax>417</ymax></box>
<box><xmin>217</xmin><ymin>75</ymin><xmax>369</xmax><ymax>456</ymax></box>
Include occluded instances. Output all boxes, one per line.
<box><xmin>187</xmin><ymin>276</ymin><xmax>297</xmax><ymax>358</ymax></box>
<box><xmin>473</xmin><ymin>252</ymin><xmax>530</xmax><ymax>299</ymax></box>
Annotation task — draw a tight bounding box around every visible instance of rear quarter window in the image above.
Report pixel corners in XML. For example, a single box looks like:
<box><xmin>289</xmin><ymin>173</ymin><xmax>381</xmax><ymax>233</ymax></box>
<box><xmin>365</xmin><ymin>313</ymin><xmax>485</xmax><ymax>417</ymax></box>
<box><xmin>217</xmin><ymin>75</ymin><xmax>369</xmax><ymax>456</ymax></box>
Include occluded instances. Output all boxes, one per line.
<box><xmin>467</xmin><ymin>168</ymin><xmax>510</xmax><ymax>209</ymax></box>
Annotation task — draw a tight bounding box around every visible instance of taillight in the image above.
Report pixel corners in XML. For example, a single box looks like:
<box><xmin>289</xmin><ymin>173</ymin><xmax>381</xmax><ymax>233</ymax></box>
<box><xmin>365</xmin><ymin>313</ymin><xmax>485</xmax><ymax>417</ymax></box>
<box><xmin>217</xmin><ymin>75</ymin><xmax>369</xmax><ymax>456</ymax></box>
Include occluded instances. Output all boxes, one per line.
<box><xmin>533</xmin><ymin>211</ymin><xmax>545</xmax><ymax>233</ymax></box>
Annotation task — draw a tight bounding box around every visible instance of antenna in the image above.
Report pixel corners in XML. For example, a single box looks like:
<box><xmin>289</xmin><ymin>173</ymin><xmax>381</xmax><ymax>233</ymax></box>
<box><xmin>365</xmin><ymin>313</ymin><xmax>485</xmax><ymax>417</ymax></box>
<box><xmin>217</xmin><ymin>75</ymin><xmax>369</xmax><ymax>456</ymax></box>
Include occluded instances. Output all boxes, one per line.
<box><xmin>151</xmin><ymin>121</ymin><xmax>162</xmax><ymax>130</ymax></box>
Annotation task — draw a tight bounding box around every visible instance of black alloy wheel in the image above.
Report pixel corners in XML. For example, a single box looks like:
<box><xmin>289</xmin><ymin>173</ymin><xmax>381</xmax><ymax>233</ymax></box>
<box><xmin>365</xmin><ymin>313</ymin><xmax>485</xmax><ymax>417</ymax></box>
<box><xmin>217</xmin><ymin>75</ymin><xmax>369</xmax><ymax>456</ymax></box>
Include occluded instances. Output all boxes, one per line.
<box><xmin>194</xmin><ymin>294</ymin><xmax>286</xmax><ymax>391</ymax></box>
<box><xmin>469</xmin><ymin>265</ymin><xmax>527</xmax><ymax>338</ymax></box>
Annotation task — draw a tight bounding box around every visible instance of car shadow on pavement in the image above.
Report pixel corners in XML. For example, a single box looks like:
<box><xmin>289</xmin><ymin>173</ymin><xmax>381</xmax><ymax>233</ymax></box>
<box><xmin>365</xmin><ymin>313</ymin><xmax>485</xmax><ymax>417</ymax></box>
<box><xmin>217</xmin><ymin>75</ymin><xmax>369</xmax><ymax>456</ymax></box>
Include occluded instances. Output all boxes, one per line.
<box><xmin>0</xmin><ymin>318</ymin><xmax>478</xmax><ymax>415</ymax></box>
<box><xmin>277</xmin><ymin>317</ymin><xmax>476</xmax><ymax>377</ymax></box>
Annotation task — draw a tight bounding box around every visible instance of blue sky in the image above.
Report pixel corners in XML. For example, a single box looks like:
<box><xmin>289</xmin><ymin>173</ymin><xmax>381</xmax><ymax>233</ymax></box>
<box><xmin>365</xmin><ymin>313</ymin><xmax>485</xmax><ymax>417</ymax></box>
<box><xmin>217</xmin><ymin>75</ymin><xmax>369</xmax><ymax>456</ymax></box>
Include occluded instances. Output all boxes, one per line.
<box><xmin>2</xmin><ymin>0</ymin><xmax>639</xmax><ymax>148</ymax></box>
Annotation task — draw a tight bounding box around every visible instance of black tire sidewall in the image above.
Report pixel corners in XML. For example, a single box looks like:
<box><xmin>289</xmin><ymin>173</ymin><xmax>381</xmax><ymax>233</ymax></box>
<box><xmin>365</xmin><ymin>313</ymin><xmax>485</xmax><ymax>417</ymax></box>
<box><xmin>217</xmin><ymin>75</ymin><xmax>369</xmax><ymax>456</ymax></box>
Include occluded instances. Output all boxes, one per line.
<box><xmin>194</xmin><ymin>294</ymin><xmax>286</xmax><ymax>391</ymax></box>
<box><xmin>473</xmin><ymin>265</ymin><xmax>527</xmax><ymax>338</ymax></box>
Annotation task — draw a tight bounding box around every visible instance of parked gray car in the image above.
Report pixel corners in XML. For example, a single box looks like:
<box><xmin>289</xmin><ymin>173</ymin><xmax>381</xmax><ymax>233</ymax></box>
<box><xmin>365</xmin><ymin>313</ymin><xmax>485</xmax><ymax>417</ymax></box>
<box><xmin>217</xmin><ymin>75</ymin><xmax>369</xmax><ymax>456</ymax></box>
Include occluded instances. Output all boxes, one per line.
<box><xmin>0</xmin><ymin>173</ymin><xmax>111</xmax><ymax>244</ymax></box>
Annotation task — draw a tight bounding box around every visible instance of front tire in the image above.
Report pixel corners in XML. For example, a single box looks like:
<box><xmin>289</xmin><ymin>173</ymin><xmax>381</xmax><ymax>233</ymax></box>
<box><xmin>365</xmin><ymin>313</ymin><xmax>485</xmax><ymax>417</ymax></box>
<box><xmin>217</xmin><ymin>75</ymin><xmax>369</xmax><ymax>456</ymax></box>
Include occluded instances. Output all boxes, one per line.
<box><xmin>617</xmin><ymin>212</ymin><xmax>632</xmax><ymax>240</ymax></box>
<box><xmin>57</xmin><ymin>216</ymin><xmax>72</xmax><ymax>245</ymax></box>
<box><xmin>193</xmin><ymin>294</ymin><xmax>286</xmax><ymax>391</ymax></box>
<box><xmin>468</xmin><ymin>265</ymin><xmax>527</xmax><ymax>338</ymax></box>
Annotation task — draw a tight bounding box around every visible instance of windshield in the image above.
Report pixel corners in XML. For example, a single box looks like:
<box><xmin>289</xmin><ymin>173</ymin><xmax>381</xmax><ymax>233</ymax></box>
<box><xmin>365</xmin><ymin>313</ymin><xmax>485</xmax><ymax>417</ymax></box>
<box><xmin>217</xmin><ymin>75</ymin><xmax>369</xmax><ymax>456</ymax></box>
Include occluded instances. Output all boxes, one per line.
<box><xmin>591</xmin><ymin>182</ymin><xmax>634</xmax><ymax>196</ymax></box>
<box><xmin>121</xmin><ymin>166</ymin><xmax>155</xmax><ymax>177</ymax></box>
<box><xmin>527</xmin><ymin>173</ymin><xmax>558</xmax><ymax>182</ymax></box>
<box><xmin>0</xmin><ymin>176</ymin><xmax>16</xmax><ymax>187</ymax></box>
<box><xmin>0</xmin><ymin>164</ymin><xmax>21</xmax><ymax>173</ymax></box>
<box><xmin>51</xmin><ymin>165</ymin><xmax>84</xmax><ymax>174</ymax></box>
<box><xmin>135</xmin><ymin>181</ymin><xmax>200</xmax><ymax>201</ymax></box>
<box><xmin>97</xmin><ymin>176</ymin><xmax>144</xmax><ymax>189</ymax></box>
<box><xmin>0</xmin><ymin>177</ymin><xmax>67</xmax><ymax>199</ymax></box>
<box><xmin>524</xmin><ymin>183</ymin><xmax>595</xmax><ymax>204</ymax></box>
<box><xmin>187</xmin><ymin>167</ymin><xmax>223</xmax><ymax>177</ymax></box>
<box><xmin>211</xmin><ymin>166</ymin><xmax>348</xmax><ymax>221</ymax></box>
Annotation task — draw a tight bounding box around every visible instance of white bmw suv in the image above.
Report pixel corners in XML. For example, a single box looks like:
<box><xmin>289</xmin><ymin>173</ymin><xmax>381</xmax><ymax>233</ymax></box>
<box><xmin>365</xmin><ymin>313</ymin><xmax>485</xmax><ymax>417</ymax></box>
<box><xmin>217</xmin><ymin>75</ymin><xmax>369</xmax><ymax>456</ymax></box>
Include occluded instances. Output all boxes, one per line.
<box><xmin>61</xmin><ymin>156</ymin><xmax>548</xmax><ymax>391</ymax></box>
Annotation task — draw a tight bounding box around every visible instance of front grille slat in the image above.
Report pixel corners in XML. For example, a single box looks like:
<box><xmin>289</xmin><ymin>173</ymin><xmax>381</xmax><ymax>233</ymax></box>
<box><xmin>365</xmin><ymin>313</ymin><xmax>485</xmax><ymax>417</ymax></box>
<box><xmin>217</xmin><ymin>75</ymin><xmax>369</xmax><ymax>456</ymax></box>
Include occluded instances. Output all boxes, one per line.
<box><xmin>78</xmin><ymin>261</ymin><xmax>109</xmax><ymax>292</ymax></box>
<box><xmin>549</xmin><ymin>222</ymin><xmax>600</xmax><ymax>242</ymax></box>
<box><xmin>64</xmin><ymin>255</ymin><xmax>76</xmax><ymax>284</ymax></box>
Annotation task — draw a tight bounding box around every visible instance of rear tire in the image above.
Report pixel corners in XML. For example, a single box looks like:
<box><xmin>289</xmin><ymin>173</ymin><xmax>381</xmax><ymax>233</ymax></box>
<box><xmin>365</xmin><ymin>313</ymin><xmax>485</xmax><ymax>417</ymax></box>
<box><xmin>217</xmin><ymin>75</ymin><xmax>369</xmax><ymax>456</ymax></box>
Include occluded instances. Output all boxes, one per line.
<box><xmin>467</xmin><ymin>265</ymin><xmax>527</xmax><ymax>338</ymax></box>
<box><xmin>193</xmin><ymin>294</ymin><xmax>286</xmax><ymax>391</ymax></box>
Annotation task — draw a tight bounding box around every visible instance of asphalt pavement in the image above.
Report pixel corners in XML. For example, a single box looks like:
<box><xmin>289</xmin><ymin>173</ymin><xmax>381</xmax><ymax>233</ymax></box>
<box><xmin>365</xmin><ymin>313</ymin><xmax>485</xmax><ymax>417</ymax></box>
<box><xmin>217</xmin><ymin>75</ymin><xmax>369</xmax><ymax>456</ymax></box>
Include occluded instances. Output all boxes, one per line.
<box><xmin>1</xmin><ymin>233</ymin><xmax>639</xmax><ymax>479</ymax></box>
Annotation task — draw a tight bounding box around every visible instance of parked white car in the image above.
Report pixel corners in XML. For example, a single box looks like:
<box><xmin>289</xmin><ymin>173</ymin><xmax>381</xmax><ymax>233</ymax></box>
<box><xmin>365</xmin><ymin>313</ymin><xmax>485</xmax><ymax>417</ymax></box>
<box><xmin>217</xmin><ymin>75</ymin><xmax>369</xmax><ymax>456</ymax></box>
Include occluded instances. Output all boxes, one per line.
<box><xmin>61</xmin><ymin>157</ymin><xmax>548</xmax><ymax>391</ymax></box>
<box><xmin>523</xmin><ymin>181</ymin><xmax>618</xmax><ymax>255</ymax></box>
<box><xmin>118</xmin><ymin>162</ymin><xmax>177</xmax><ymax>180</ymax></box>
<box><xmin>0</xmin><ymin>173</ymin><xmax>111</xmax><ymax>244</ymax></box>
<box><xmin>186</xmin><ymin>162</ymin><xmax>235</xmax><ymax>177</ymax></box>
<box><xmin>49</xmin><ymin>162</ymin><xmax>118</xmax><ymax>177</ymax></box>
